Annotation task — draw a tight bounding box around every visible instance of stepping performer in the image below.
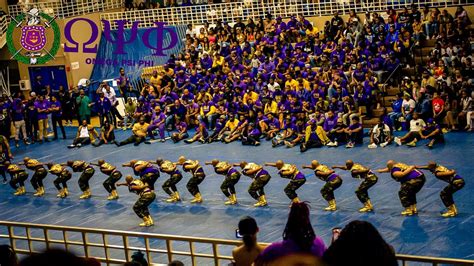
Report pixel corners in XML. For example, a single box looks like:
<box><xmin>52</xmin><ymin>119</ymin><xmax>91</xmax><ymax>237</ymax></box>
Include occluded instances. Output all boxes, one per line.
<box><xmin>265</xmin><ymin>160</ymin><xmax>306</xmax><ymax>204</ymax></box>
<box><xmin>118</xmin><ymin>175</ymin><xmax>156</xmax><ymax>227</ymax></box>
<box><xmin>302</xmin><ymin>160</ymin><xmax>343</xmax><ymax>211</ymax></box>
<box><xmin>377</xmin><ymin>160</ymin><xmax>426</xmax><ymax>216</ymax></box>
<box><xmin>177</xmin><ymin>156</ymin><xmax>206</xmax><ymax>203</ymax></box>
<box><xmin>65</xmin><ymin>160</ymin><xmax>95</xmax><ymax>199</ymax></box>
<box><xmin>21</xmin><ymin>157</ymin><xmax>48</xmax><ymax>197</ymax></box>
<box><xmin>91</xmin><ymin>160</ymin><xmax>122</xmax><ymax>200</ymax></box>
<box><xmin>156</xmin><ymin>158</ymin><xmax>183</xmax><ymax>203</ymax></box>
<box><xmin>235</xmin><ymin>161</ymin><xmax>271</xmax><ymax>207</ymax></box>
<box><xmin>47</xmin><ymin>163</ymin><xmax>72</xmax><ymax>198</ymax></box>
<box><xmin>332</xmin><ymin>160</ymin><xmax>378</xmax><ymax>212</ymax></box>
<box><xmin>416</xmin><ymin>161</ymin><xmax>465</xmax><ymax>217</ymax></box>
<box><xmin>206</xmin><ymin>159</ymin><xmax>241</xmax><ymax>205</ymax></box>
<box><xmin>123</xmin><ymin>160</ymin><xmax>160</xmax><ymax>191</ymax></box>
<box><xmin>5</xmin><ymin>162</ymin><xmax>28</xmax><ymax>196</ymax></box>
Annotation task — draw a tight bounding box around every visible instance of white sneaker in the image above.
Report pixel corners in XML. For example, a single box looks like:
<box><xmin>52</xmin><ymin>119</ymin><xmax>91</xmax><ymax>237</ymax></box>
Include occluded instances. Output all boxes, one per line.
<box><xmin>368</xmin><ymin>143</ymin><xmax>377</xmax><ymax>149</ymax></box>
<box><xmin>326</xmin><ymin>141</ymin><xmax>335</xmax><ymax>147</ymax></box>
<box><xmin>346</xmin><ymin>142</ymin><xmax>354</xmax><ymax>148</ymax></box>
<box><xmin>380</xmin><ymin>142</ymin><xmax>388</xmax><ymax>148</ymax></box>
<box><xmin>394</xmin><ymin>137</ymin><xmax>402</xmax><ymax>146</ymax></box>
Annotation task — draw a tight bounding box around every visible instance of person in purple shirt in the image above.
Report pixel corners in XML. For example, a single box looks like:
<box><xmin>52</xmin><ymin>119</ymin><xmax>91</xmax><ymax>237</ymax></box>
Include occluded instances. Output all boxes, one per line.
<box><xmin>241</xmin><ymin>122</ymin><xmax>261</xmax><ymax>146</ymax></box>
<box><xmin>49</xmin><ymin>95</ymin><xmax>66</xmax><ymax>140</ymax></box>
<box><xmin>323</xmin><ymin>111</ymin><xmax>338</xmax><ymax>132</ymax></box>
<box><xmin>11</xmin><ymin>97</ymin><xmax>30</xmax><ymax>147</ymax></box>
<box><xmin>185</xmin><ymin>119</ymin><xmax>209</xmax><ymax>144</ymax></box>
<box><xmin>170</xmin><ymin>117</ymin><xmax>188</xmax><ymax>143</ymax></box>
<box><xmin>146</xmin><ymin>106</ymin><xmax>166</xmax><ymax>143</ymax></box>
<box><xmin>344</xmin><ymin>116</ymin><xmax>363</xmax><ymax>148</ymax></box>
<box><xmin>95</xmin><ymin>91</ymin><xmax>112</xmax><ymax>127</ymax></box>
<box><xmin>34</xmin><ymin>95</ymin><xmax>50</xmax><ymax>143</ymax></box>
<box><xmin>255</xmin><ymin>202</ymin><xmax>326</xmax><ymax>264</ymax></box>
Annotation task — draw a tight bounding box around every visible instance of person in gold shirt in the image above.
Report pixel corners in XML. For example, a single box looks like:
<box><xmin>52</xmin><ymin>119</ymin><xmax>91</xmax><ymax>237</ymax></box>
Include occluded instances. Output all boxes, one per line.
<box><xmin>116</xmin><ymin>116</ymin><xmax>149</xmax><ymax>146</ymax></box>
<box><xmin>332</xmin><ymin>160</ymin><xmax>378</xmax><ymax>212</ymax></box>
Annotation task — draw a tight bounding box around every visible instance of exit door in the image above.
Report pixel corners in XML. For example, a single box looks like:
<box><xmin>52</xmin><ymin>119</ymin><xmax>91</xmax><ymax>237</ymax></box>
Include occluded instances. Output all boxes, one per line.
<box><xmin>28</xmin><ymin>66</ymin><xmax>68</xmax><ymax>94</ymax></box>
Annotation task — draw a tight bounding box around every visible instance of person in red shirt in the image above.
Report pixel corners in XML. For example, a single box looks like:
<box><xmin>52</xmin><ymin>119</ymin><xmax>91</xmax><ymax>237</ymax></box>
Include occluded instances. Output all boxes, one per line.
<box><xmin>432</xmin><ymin>92</ymin><xmax>445</xmax><ymax>125</ymax></box>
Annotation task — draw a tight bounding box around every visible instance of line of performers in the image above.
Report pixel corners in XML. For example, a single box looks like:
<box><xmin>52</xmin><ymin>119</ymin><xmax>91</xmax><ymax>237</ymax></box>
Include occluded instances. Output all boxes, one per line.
<box><xmin>1</xmin><ymin>157</ymin><xmax>465</xmax><ymax>226</ymax></box>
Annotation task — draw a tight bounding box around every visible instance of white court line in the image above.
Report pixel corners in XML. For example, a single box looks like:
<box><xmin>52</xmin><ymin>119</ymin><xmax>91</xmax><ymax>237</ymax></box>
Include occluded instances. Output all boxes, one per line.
<box><xmin>36</xmin><ymin>154</ymin><xmax>53</xmax><ymax>161</ymax></box>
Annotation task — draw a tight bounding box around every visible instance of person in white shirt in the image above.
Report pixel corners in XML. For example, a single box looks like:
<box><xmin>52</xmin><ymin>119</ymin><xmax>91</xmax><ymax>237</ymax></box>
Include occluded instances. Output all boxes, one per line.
<box><xmin>102</xmin><ymin>84</ymin><xmax>123</xmax><ymax>127</ymax></box>
<box><xmin>394</xmin><ymin>113</ymin><xmax>426</xmax><ymax>147</ymax></box>
<box><xmin>368</xmin><ymin>118</ymin><xmax>392</xmax><ymax>148</ymax></box>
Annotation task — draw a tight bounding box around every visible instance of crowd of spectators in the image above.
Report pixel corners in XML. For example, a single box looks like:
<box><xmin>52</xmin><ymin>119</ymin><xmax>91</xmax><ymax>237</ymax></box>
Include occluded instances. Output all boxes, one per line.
<box><xmin>1</xmin><ymin>5</ymin><xmax>473</xmax><ymax>154</ymax></box>
<box><xmin>231</xmin><ymin>202</ymin><xmax>398</xmax><ymax>266</ymax></box>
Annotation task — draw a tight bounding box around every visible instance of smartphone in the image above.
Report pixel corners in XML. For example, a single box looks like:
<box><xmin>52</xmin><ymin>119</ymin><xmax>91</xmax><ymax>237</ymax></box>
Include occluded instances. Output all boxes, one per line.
<box><xmin>235</xmin><ymin>229</ymin><xmax>243</xmax><ymax>238</ymax></box>
<box><xmin>331</xmin><ymin>227</ymin><xmax>342</xmax><ymax>243</ymax></box>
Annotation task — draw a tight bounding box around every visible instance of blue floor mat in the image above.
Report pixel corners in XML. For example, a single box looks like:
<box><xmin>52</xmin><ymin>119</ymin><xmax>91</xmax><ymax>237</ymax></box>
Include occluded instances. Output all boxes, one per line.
<box><xmin>0</xmin><ymin>128</ymin><xmax>473</xmax><ymax>262</ymax></box>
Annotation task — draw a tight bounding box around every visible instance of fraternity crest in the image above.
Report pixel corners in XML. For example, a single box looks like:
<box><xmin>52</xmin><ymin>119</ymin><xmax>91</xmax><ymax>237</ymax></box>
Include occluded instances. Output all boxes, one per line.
<box><xmin>21</xmin><ymin>25</ymin><xmax>47</xmax><ymax>51</ymax></box>
<box><xmin>6</xmin><ymin>8</ymin><xmax>60</xmax><ymax>65</ymax></box>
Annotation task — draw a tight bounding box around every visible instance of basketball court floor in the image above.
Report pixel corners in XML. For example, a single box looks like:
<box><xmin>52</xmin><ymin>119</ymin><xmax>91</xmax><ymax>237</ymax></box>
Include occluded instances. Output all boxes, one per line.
<box><xmin>0</xmin><ymin>128</ymin><xmax>473</xmax><ymax>264</ymax></box>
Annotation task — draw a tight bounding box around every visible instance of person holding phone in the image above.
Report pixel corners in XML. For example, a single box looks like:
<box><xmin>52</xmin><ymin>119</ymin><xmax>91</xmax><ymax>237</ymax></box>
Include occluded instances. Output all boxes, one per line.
<box><xmin>377</xmin><ymin>160</ymin><xmax>426</xmax><ymax>216</ymax></box>
<box><xmin>236</xmin><ymin>162</ymin><xmax>271</xmax><ymax>207</ymax></box>
<box><xmin>265</xmin><ymin>160</ymin><xmax>306</xmax><ymax>204</ymax></box>
<box><xmin>302</xmin><ymin>160</ymin><xmax>343</xmax><ymax>212</ymax></box>
<box><xmin>332</xmin><ymin>160</ymin><xmax>378</xmax><ymax>212</ymax></box>
<box><xmin>232</xmin><ymin>216</ymin><xmax>265</xmax><ymax>266</ymax></box>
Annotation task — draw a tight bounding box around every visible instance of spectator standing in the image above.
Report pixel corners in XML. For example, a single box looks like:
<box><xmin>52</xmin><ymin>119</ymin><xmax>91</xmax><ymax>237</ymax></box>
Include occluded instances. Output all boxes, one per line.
<box><xmin>49</xmin><ymin>95</ymin><xmax>66</xmax><ymax>140</ymax></box>
<box><xmin>34</xmin><ymin>95</ymin><xmax>51</xmax><ymax>143</ymax></box>
<box><xmin>76</xmin><ymin>89</ymin><xmax>92</xmax><ymax>124</ymax></box>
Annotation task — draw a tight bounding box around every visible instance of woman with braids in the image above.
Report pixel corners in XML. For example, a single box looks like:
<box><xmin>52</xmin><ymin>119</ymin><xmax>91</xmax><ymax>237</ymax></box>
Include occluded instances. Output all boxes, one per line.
<box><xmin>176</xmin><ymin>156</ymin><xmax>206</xmax><ymax>204</ymax></box>
<box><xmin>65</xmin><ymin>160</ymin><xmax>95</xmax><ymax>199</ymax></box>
<box><xmin>21</xmin><ymin>157</ymin><xmax>48</xmax><ymax>197</ymax></box>
<box><xmin>232</xmin><ymin>216</ymin><xmax>265</xmax><ymax>265</ymax></box>
<box><xmin>205</xmin><ymin>159</ymin><xmax>241</xmax><ymax>205</ymax></box>
<box><xmin>91</xmin><ymin>160</ymin><xmax>122</xmax><ymax>200</ymax></box>
<box><xmin>5</xmin><ymin>162</ymin><xmax>28</xmax><ymax>196</ymax></box>
<box><xmin>117</xmin><ymin>175</ymin><xmax>156</xmax><ymax>227</ymax></box>
<box><xmin>255</xmin><ymin>202</ymin><xmax>326</xmax><ymax>265</ymax></box>
<box><xmin>302</xmin><ymin>160</ymin><xmax>343</xmax><ymax>212</ymax></box>
<box><xmin>47</xmin><ymin>163</ymin><xmax>72</xmax><ymax>198</ymax></box>
<box><xmin>265</xmin><ymin>160</ymin><xmax>306</xmax><ymax>204</ymax></box>
<box><xmin>322</xmin><ymin>220</ymin><xmax>397</xmax><ymax>266</ymax></box>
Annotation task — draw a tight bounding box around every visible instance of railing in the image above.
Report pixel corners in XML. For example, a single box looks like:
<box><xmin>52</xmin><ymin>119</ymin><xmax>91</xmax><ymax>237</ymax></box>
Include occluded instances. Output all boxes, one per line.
<box><xmin>0</xmin><ymin>14</ymin><xmax>7</xmax><ymax>49</ymax></box>
<box><xmin>8</xmin><ymin>0</ymin><xmax>123</xmax><ymax>19</ymax></box>
<box><xmin>100</xmin><ymin>0</ymin><xmax>471</xmax><ymax>29</ymax></box>
<box><xmin>1</xmin><ymin>221</ymin><xmax>474</xmax><ymax>266</ymax></box>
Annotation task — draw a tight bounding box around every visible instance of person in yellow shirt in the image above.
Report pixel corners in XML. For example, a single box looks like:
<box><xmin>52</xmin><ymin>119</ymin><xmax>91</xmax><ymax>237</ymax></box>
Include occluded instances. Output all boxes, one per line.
<box><xmin>297</xmin><ymin>77</ymin><xmax>310</xmax><ymax>90</ymax></box>
<box><xmin>199</xmin><ymin>96</ymin><xmax>218</xmax><ymax>129</ymax></box>
<box><xmin>306</xmin><ymin>23</ymin><xmax>319</xmax><ymax>38</ymax></box>
<box><xmin>116</xmin><ymin>116</ymin><xmax>149</xmax><ymax>146</ymax></box>
<box><xmin>243</xmin><ymin>87</ymin><xmax>259</xmax><ymax>105</ymax></box>
<box><xmin>149</xmin><ymin>70</ymin><xmax>162</xmax><ymax>89</ymax></box>
<box><xmin>263</xmin><ymin>97</ymin><xmax>278</xmax><ymax>115</ymax></box>
<box><xmin>218</xmin><ymin>114</ymin><xmax>240</xmax><ymax>141</ymax></box>
<box><xmin>212</xmin><ymin>54</ymin><xmax>225</xmax><ymax>71</ymax></box>
<box><xmin>300</xmin><ymin>119</ymin><xmax>329</xmax><ymax>152</ymax></box>
<box><xmin>284</xmin><ymin>74</ymin><xmax>299</xmax><ymax>91</ymax></box>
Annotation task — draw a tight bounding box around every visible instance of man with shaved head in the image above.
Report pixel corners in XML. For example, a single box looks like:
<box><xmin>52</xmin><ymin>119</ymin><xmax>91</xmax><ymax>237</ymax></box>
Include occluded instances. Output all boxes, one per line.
<box><xmin>303</xmin><ymin>160</ymin><xmax>342</xmax><ymax>211</ymax></box>
<box><xmin>416</xmin><ymin>161</ymin><xmax>465</xmax><ymax>217</ymax></box>
<box><xmin>377</xmin><ymin>160</ymin><xmax>426</xmax><ymax>216</ymax></box>
<box><xmin>332</xmin><ymin>160</ymin><xmax>378</xmax><ymax>212</ymax></box>
<box><xmin>265</xmin><ymin>160</ymin><xmax>306</xmax><ymax>204</ymax></box>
